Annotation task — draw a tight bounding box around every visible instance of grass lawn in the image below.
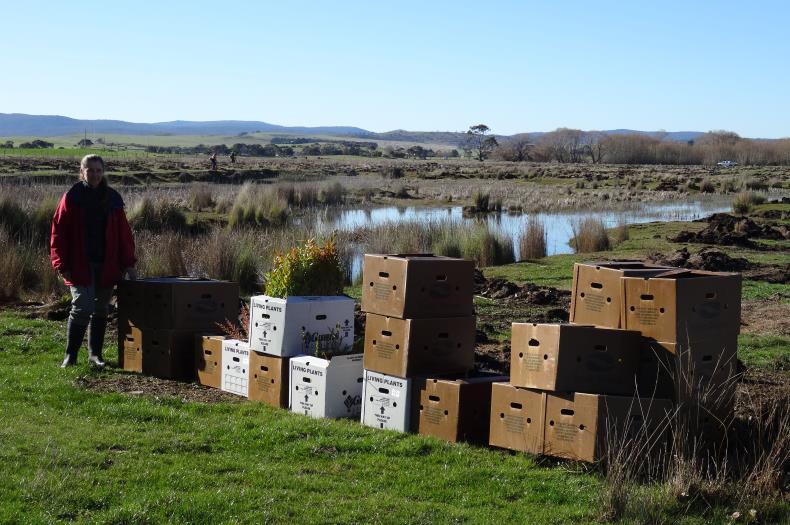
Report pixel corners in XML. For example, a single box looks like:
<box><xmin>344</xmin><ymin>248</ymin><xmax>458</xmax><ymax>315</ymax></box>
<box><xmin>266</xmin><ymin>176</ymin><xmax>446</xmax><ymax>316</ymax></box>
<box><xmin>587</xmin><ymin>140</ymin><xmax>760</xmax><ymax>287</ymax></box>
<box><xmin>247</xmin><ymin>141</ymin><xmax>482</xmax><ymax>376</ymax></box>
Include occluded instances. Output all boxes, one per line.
<box><xmin>3</xmin><ymin>310</ymin><xmax>784</xmax><ymax>524</ymax></box>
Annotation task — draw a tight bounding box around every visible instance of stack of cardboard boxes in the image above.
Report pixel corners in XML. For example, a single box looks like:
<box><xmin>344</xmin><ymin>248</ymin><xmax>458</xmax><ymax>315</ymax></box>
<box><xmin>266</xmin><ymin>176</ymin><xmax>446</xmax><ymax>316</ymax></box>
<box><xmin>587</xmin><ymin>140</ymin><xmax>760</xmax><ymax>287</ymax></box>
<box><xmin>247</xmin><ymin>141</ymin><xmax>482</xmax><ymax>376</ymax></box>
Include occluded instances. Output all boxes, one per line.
<box><xmin>359</xmin><ymin>254</ymin><xmax>504</xmax><ymax>442</ymax></box>
<box><xmin>489</xmin><ymin>262</ymin><xmax>741</xmax><ymax>462</ymax></box>
<box><xmin>118</xmin><ymin>277</ymin><xmax>238</xmax><ymax>380</ymax></box>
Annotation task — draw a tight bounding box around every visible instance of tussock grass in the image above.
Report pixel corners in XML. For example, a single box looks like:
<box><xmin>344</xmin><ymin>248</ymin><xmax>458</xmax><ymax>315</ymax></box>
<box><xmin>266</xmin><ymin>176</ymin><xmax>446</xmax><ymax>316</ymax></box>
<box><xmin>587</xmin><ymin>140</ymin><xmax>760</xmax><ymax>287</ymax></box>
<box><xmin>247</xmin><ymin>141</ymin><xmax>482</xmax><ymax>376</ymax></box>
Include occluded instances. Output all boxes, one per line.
<box><xmin>128</xmin><ymin>196</ymin><xmax>188</xmax><ymax>233</ymax></box>
<box><xmin>518</xmin><ymin>217</ymin><xmax>547</xmax><ymax>260</ymax></box>
<box><xmin>733</xmin><ymin>192</ymin><xmax>766</xmax><ymax>215</ymax></box>
<box><xmin>570</xmin><ymin>217</ymin><xmax>611</xmax><ymax>253</ymax></box>
<box><xmin>229</xmin><ymin>182</ymin><xmax>289</xmax><ymax>229</ymax></box>
<box><xmin>188</xmin><ymin>184</ymin><xmax>215</xmax><ymax>211</ymax></box>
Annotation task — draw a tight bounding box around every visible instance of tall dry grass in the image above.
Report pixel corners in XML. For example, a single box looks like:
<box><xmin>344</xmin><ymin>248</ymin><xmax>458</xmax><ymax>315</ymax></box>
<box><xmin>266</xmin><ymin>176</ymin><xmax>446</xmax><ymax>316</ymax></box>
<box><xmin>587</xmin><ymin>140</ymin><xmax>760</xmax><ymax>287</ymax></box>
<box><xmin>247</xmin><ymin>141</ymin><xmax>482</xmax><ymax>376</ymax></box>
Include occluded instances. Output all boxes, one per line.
<box><xmin>570</xmin><ymin>217</ymin><xmax>611</xmax><ymax>253</ymax></box>
<box><xmin>519</xmin><ymin>217</ymin><xmax>547</xmax><ymax>260</ymax></box>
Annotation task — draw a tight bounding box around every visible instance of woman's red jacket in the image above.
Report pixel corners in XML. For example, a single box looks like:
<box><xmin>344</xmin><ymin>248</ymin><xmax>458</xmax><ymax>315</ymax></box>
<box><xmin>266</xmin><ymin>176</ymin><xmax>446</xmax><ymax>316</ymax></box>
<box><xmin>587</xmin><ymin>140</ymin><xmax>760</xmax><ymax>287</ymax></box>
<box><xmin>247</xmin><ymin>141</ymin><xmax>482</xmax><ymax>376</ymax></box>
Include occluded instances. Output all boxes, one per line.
<box><xmin>50</xmin><ymin>182</ymin><xmax>137</xmax><ymax>288</ymax></box>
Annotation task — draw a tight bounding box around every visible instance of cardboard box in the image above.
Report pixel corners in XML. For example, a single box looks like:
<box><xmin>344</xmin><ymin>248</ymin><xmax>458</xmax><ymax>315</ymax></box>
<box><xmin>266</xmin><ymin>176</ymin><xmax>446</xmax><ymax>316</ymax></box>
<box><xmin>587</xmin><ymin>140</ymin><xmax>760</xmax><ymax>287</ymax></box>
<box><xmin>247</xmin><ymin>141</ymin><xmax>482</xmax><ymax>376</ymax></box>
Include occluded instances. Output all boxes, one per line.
<box><xmin>638</xmin><ymin>336</ymin><xmax>738</xmax><ymax>411</ymax></box>
<box><xmin>416</xmin><ymin>374</ymin><xmax>508</xmax><ymax>444</ymax></box>
<box><xmin>118</xmin><ymin>278</ymin><xmax>239</xmax><ymax>330</ymax></box>
<box><xmin>289</xmin><ymin>353</ymin><xmax>364</xmax><ymax>419</ymax></box>
<box><xmin>195</xmin><ymin>335</ymin><xmax>226</xmax><ymax>389</ymax></box>
<box><xmin>120</xmin><ymin>326</ymin><xmax>142</xmax><ymax>373</ymax></box>
<box><xmin>570</xmin><ymin>262</ymin><xmax>670</xmax><ymax>328</ymax></box>
<box><xmin>360</xmin><ymin>254</ymin><xmax>474</xmax><ymax>319</ymax></box>
<box><xmin>544</xmin><ymin>393</ymin><xmax>673</xmax><ymax>463</ymax></box>
<box><xmin>249</xmin><ymin>295</ymin><xmax>354</xmax><ymax>357</ymax></box>
<box><xmin>510</xmin><ymin>323</ymin><xmax>640</xmax><ymax>395</ymax></box>
<box><xmin>621</xmin><ymin>270</ymin><xmax>741</xmax><ymax>343</ymax></box>
<box><xmin>249</xmin><ymin>352</ymin><xmax>290</xmax><ymax>408</ymax></box>
<box><xmin>361</xmin><ymin>370</ymin><xmax>414</xmax><ymax>432</ymax></box>
<box><xmin>221</xmin><ymin>339</ymin><xmax>250</xmax><ymax>397</ymax></box>
<box><xmin>488</xmin><ymin>383</ymin><xmax>546</xmax><ymax>454</ymax></box>
<box><xmin>142</xmin><ymin>329</ymin><xmax>198</xmax><ymax>380</ymax></box>
<box><xmin>363</xmin><ymin>314</ymin><xmax>475</xmax><ymax>378</ymax></box>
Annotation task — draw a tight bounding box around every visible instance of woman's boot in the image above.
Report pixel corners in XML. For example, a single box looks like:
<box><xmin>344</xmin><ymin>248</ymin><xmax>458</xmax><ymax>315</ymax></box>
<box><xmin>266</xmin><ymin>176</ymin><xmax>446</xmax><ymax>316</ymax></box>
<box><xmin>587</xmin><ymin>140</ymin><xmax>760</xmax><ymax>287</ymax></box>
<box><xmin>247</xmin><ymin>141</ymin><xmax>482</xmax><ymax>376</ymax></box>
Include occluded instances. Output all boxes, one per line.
<box><xmin>61</xmin><ymin>319</ymin><xmax>88</xmax><ymax>368</ymax></box>
<box><xmin>87</xmin><ymin>316</ymin><xmax>107</xmax><ymax>368</ymax></box>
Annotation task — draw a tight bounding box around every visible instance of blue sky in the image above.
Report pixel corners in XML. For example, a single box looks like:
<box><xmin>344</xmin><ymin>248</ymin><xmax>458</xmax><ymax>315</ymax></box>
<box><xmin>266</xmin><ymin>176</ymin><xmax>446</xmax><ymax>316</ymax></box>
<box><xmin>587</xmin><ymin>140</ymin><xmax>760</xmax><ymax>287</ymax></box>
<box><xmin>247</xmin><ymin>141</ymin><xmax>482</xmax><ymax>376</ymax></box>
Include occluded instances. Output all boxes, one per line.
<box><xmin>2</xmin><ymin>1</ymin><xmax>788</xmax><ymax>137</ymax></box>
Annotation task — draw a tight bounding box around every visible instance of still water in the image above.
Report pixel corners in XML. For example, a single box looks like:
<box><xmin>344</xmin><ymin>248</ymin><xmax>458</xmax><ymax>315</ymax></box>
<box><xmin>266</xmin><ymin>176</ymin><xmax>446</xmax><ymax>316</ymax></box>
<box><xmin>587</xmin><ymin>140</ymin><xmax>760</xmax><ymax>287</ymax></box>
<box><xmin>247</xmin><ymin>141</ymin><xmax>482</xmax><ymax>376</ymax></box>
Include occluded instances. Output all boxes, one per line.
<box><xmin>305</xmin><ymin>198</ymin><xmax>732</xmax><ymax>276</ymax></box>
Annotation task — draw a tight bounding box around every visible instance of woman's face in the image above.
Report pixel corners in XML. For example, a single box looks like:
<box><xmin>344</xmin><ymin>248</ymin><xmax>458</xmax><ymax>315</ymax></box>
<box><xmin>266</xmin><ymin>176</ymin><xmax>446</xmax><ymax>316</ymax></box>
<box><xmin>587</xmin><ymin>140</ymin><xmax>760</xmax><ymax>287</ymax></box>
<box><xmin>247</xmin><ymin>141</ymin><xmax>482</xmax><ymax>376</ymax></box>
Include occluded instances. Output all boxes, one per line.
<box><xmin>82</xmin><ymin>160</ymin><xmax>104</xmax><ymax>188</ymax></box>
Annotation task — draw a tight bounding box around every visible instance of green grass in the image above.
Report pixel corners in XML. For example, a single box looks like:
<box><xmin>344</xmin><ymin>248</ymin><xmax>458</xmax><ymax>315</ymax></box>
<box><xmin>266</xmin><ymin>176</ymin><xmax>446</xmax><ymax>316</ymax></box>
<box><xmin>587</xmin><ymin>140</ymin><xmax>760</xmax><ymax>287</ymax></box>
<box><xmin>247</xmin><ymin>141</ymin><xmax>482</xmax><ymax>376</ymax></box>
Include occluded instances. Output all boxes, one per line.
<box><xmin>0</xmin><ymin>311</ymin><xmax>603</xmax><ymax>524</ymax></box>
<box><xmin>737</xmin><ymin>333</ymin><xmax>790</xmax><ymax>369</ymax></box>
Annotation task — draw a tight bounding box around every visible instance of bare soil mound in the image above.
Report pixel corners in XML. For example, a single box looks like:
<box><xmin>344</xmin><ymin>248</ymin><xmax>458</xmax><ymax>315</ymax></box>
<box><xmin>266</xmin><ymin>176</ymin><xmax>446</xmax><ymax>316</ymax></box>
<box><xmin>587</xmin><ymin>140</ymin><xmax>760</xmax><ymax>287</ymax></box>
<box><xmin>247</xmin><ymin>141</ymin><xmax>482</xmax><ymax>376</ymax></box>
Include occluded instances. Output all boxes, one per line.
<box><xmin>76</xmin><ymin>373</ymin><xmax>243</xmax><ymax>403</ymax></box>
<box><xmin>474</xmin><ymin>269</ymin><xmax>571</xmax><ymax>306</ymax></box>
<box><xmin>648</xmin><ymin>247</ymin><xmax>790</xmax><ymax>284</ymax></box>
<box><xmin>671</xmin><ymin>213</ymin><xmax>789</xmax><ymax>247</ymax></box>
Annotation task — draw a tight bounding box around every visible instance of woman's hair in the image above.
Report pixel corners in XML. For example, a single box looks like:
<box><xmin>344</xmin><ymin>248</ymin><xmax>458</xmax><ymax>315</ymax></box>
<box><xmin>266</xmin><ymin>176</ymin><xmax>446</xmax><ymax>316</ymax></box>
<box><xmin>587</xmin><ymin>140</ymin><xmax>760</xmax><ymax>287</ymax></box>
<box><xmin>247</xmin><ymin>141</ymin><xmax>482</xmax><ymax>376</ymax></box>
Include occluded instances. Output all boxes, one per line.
<box><xmin>80</xmin><ymin>154</ymin><xmax>105</xmax><ymax>172</ymax></box>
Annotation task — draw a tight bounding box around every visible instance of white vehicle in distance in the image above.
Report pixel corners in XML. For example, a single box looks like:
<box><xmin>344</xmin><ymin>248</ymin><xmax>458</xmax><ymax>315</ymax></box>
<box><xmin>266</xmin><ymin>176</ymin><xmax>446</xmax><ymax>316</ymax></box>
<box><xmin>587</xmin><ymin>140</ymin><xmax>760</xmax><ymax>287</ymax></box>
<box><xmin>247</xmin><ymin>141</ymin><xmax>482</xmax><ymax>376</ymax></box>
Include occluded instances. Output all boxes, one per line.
<box><xmin>717</xmin><ymin>160</ymin><xmax>738</xmax><ymax>168</ymax></box>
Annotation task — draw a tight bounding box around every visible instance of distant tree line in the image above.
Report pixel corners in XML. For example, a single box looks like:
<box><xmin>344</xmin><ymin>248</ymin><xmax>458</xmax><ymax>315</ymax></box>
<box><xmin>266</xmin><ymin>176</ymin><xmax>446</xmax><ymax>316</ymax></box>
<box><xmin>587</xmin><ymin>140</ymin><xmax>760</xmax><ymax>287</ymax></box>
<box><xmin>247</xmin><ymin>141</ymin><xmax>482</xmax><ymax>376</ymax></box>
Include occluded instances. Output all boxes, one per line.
<box><xmin>2</xmin><ymin>139</ymin><xmax>55</xmax><ymax>149</ymax></box>
<box><xmin>491</xmin><ymin>128</ymin><xmax>790</xmax><ymax>166</ymax></box>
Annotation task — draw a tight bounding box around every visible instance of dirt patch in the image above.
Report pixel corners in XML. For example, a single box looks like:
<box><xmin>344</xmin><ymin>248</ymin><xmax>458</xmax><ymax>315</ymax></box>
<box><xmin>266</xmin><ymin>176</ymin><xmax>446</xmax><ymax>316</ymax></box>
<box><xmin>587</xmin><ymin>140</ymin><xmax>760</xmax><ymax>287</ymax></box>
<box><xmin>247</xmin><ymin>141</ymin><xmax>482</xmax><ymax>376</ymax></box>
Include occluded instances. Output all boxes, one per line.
<box><xmin>475</xmin><ymin>269</ymin><xmax>570</xmax><ymax>306</ymax></box>
<box><xmin>475</xmin><ymin>342</ymin><xmax>510</xmax><ymax>375</ymax></box>
<box><xmin>741</xmin><ymin>299</ymin><xmax>790</xmax><ymax>336</ymax></box>
<box><xmin>671</xmin><ymin>213</ymin><xmax>789</xmax><ymax>248</ymax></box>
<box><xmin>75</xmin><ymin>372</ymin><xmax>244</xmax><ymax>403</ymax></box>
<box><xmin>648</xmin><ymin>247</ymin><xmax>790</xmax><ymax>284</ymax></box>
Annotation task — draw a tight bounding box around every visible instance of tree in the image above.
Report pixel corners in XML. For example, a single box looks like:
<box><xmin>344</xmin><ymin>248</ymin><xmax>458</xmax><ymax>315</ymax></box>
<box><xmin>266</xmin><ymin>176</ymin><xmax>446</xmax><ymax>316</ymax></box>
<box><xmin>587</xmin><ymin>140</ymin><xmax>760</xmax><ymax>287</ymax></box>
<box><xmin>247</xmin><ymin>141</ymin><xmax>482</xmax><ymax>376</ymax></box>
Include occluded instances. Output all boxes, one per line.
<box><xmin>495</xmin><ymin>133</ymin><xmax>532</xmax><ymax>162</ymax></box>
<box><xmin>77</xmin><ymin>138</ymin><xmax>93</xmax><ymax>147</ymax></box>
<box><xmin>465</xmin><ymin>124</ymin><xmax>499</xmax><ymax>161</ymax></box>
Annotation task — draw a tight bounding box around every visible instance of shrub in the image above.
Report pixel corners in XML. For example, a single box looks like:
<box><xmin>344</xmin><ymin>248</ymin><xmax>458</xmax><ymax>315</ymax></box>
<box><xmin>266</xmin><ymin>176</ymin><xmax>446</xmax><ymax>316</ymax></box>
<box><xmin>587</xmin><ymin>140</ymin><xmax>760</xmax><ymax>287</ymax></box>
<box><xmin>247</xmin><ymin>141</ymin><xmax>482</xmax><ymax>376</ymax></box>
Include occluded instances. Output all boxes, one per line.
<box><xmin>383</xmin><ymin>166</ymin><xmax>404</xmax><ymax>179</ymax></box>
<box><xmin>229</xmin><ymin>183</ymin><xmax>289</xmax><ymax>229</ymax></box>
<box><xmin>519</xmin><ymin>217</ymin><xmax>547</xmax><ymax>260</ymax></box>
<box><xmin>264</xmin><ymin>238</ymin><xmax>345</xmax><ymax>298</ymax></box>
<box><xmin>613</xmin><ymin>219</ymin><xmax>630</xmax><ymax>245</ymax></box>
<box><xmin>0</xmin><ymin>196</ymin><xmax>31</xmax><ymax>241</ymax></box>
<box><xmin>135</xmin><ymin>232</ymin><xmax>187</xmax><ymax>277</ymax></box>
<box><xmin>0</xmin><ymin>228</ymin><xmax>25</xmax><ymax>301</ymax></box>
<box><xmin>570</xmin><ymin>217</ymin><xmax>611</xmax><ymax>253</ymax></box>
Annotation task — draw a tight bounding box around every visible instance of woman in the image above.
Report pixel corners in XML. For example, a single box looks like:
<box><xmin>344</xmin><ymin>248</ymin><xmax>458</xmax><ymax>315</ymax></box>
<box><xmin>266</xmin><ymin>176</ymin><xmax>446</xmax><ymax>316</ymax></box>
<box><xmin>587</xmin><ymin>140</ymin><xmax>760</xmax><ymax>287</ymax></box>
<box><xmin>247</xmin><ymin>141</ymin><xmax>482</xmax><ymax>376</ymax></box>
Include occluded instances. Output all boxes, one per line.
<box><xmin>50</xmin><ymin>154</ymin><xmax>137</xmax><ymax>368</ymax></box>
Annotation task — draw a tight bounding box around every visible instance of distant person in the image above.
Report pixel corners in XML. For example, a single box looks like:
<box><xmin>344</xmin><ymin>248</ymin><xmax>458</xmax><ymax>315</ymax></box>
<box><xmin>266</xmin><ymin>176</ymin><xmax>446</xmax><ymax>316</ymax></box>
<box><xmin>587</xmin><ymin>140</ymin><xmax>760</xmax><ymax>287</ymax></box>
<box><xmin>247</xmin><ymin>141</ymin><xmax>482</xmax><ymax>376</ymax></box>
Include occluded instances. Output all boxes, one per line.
<box><xmin>229</xmin><ymin>151</ymin><xmax>236</xmax><ymax>164</ymax></box>
<box><xmin>50</xmin><ymin>154</ymin><xmax>137</xmax><ymax>368</ymax></box>
<box><xmin>210</xmin><ymin>152</ymin><xmax>218</xmax><ymax>170</ymax></box>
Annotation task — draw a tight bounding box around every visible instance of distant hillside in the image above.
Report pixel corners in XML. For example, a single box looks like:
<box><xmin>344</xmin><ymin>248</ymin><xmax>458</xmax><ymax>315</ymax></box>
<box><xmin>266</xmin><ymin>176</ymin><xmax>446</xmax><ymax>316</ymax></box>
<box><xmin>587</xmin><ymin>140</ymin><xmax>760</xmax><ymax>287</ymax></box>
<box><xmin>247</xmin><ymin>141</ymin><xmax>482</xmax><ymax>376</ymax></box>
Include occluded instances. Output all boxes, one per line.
<box><xmin>0</xmin><ymin>113</ymin><xmax>707</xmax><ymax>144</ymax></box>
<box><xmin>0</xmin><ymin>113</ymin><xmax>369</xmax><ymax>137</ymax></box>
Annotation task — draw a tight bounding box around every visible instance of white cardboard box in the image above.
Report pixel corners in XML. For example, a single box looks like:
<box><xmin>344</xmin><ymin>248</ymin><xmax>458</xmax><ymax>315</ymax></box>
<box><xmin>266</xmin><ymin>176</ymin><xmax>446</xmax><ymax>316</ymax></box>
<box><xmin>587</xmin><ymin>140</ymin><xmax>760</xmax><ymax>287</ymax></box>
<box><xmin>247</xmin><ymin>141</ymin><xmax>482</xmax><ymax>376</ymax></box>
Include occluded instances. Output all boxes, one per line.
<box><xmin>289</xmin><ymin>353</ymin><xmax>364</xmax><ymax>419</ymax></box>
<box><xmin>249</xmin><ymin>295</ymin><xmax>355</xmax><ymax>358</ymax></box>
<box><xmin>361</xmin><ymin>370</ymin><xmax>413</xmax><ymax>432</ymax></box>
<box><xmin>221</xmin><ymin>339</ymin><xmax>250</xmax><ymax>397</ymax></box>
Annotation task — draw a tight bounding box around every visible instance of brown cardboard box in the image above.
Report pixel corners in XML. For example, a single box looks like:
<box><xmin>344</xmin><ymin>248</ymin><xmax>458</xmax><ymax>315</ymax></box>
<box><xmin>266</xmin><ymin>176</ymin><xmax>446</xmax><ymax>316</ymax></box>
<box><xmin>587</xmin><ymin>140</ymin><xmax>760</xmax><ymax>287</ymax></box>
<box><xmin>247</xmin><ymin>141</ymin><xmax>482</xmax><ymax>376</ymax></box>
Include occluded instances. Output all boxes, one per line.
<box><xmin>570</xmin><ymin>262</ymin><xmax>670</xmax><ymax>329</ymax></box>
<box><xmin>638</xmin><ymin>336</ymin><xmax>738</xmax><ymax>415</ymax></box>
<box><xmin>363</xmin><ymin>314</ymin><xmax>475</xmax><ymax>378</ymax></box>
<box><xmin>488</xmin><ymin>383</ymin><xmax>546</xmax><ymax>454</ymax></box>
<box><xmin>510</xmin><ymin>323</ymin><xmax>640</xmax><ymax>395</ymax></box>
<box><xmin>416</xmin><ymin>374</ymin><xmax>508</xmax><ymax>444</ymax></box>
<box><xmin>142</xmin><ymin>329</ymin><xmax>198</xmax><ymax>380</ymax></box>
<box><xmin>621</xmin><ymin>270</ymin><xmax>741</xmax><ymax>343</ymax></box>
<box><xmin>120</xmin><ymin>326</ymin><xmax>142</xmax><ymax>373</ymax></box>
<box><xmin>119</xmin><ymin>278</ymin><xmax>239</xmax><ymax>330</ymax></box>
<box><xmin>195</xmin><ymin>335</ymin><xmax>226</xmax><ymax>389</ymax></box>
<box><xmin>249</xmin><ymin>352</ymin><xmax>290</xmax><ymax>408</ymax></box>
<box><xmin>360</xmin><ymin>254</ymin><xmax>474</xmax><ymax>319</ymax></box>
<box><xmin>544</xmin><ymin>392</ymin><xmax>673</xmax><ymax>463</ymax></box>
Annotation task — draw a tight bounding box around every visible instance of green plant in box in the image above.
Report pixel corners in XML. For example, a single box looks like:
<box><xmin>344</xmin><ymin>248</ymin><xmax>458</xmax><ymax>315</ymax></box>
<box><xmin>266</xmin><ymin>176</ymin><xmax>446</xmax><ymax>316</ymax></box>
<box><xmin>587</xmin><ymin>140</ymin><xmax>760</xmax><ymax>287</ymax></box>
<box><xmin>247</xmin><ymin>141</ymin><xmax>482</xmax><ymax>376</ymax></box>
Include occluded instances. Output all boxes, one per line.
<box><xmin>263</xmin><ymin>237</ymin><xmax>345</xmax><ymax>298</ymax></box>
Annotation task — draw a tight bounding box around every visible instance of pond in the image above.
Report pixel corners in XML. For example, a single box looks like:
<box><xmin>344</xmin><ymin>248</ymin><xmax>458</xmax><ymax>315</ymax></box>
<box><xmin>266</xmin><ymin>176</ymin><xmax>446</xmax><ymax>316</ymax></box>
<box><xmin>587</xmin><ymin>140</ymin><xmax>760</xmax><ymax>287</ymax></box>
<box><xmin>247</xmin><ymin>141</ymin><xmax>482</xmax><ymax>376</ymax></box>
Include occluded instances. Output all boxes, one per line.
<box><xmin>304</xmin><ymin>197</ymin><xmax>733</xmax><ymax>277</ymax></box>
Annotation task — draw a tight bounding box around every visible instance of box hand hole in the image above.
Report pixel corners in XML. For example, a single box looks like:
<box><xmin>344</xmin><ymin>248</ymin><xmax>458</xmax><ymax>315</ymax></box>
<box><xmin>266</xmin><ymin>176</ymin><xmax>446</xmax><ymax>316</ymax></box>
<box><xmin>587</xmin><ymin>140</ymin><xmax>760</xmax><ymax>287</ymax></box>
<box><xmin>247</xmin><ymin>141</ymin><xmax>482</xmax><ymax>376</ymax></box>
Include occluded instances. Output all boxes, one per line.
<box><xmin>302</xmin><ymin>377</ymin><xmax>311</xmax><ymax>383</ymax></box>
<box><xmin>205</xmin><ymin>350</ymin><xmax>212</xmax><ymax>355</ymax></box>
<box><xmin>560</xmin><ymin>408</ymin><xmax>574</xmax><ymax>416</ymax></box>
<box><xmin>261</xmin><ymin>365</ymin><xmax>269</xmax><ymax>371</ymax></box>
<box><xmin>378</xmin><ymin>387</ymin><xmax>390</xmax><ymax>394</ymax></box>
<box><xmin>437</xmin><ymin>333</ymin><xmax>449</xmax><ymax>339</ymax></box>
<box><xmin>429</xmin><ymin>395</ymin><xmax>440</xmax><ymax>402</ymax></box>
<box><xmin>378</xmin><ymin>271</ymin><xmax>389</xmax><ymax>278</ymax></box>
<box><xmin>435</xmin><ymin>274</ymin><xmax>447</xmax><ymax>281</ymax></box>
<box><xmin>590</xmin><ymin>282</ymin><xmax>603</xmax><ymax>289</ymax></box>
<box><xmin>201</xmin><ymin>293</ymin><xmax>212</xmax><ymax>299</ymax></box>
<box><xmin>233</xmin><ymin>356</ymin><xmax>240</xmax><ymax>362</ymax></box>
<box><xmin>262</xmin><ymin>313</ymin><xmax>270</xmax><ymax>319</ymax></box>
<box><xmin>528</xmin><ymin>338</ymin><xmax>540</xmax><ymax>347</ymax></box>
<box><xmin>705</xmin><ymin>292</ymin><xmax>716</xmax><ymax>299</ymax></box>
<box><xmin>315</xmin><ymin>314</ymin><xmax>327</xmax><ymax>320</ymax></box>
<box><xmin>594</xmin><ymin>345</ymin><xmax>607</xmax><ymax>352</ymax></box>
<box><xmin>640</xmin><ymin>294</ymin><xmax>654</xmax><ymax>301</ymax></box>
<box><xmin>381</xmin><ymin>330</ymin><xmax>392</xmax><ymax>337</ymax></box>
<box><xmin>510</xmin><ymin>402</ymin><xmax>523</xmax><ymax>410</ymax></box>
